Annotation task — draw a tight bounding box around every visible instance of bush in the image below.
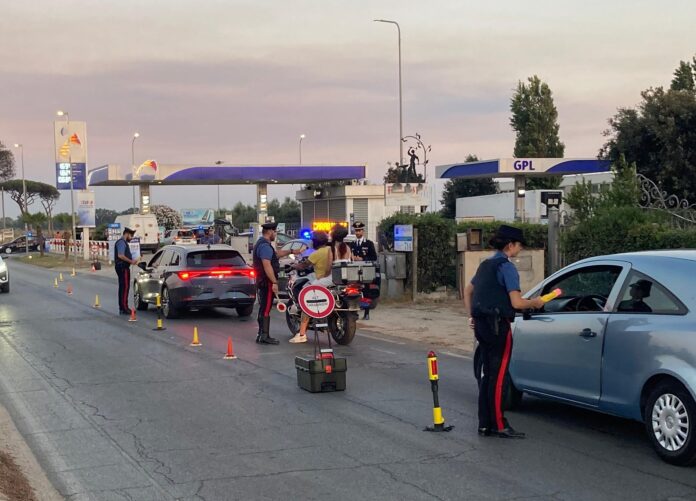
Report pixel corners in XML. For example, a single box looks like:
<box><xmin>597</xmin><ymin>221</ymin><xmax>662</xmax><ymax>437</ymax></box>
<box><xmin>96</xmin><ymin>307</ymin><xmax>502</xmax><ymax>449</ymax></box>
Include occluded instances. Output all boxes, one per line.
<box><xmin>378</xmin><ymin>212</ymin><xmax>456</xmax><ymax>292</ymax></box>
<box><xmin>562</xmin><ymin>206</ymin><xmax>696</xmax><ymax>262</ymax></box>
<box><xmin>455</xmin><ymin>220</ymin><xmax>548</xmax><ymax>250</ymax></box>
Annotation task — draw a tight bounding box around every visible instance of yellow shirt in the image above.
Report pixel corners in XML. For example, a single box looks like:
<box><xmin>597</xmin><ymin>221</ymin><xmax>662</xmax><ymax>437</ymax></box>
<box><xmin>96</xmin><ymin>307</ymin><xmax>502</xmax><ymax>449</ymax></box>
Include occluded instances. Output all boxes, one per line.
<box><xmin>308</xmin><ymin>247</ymin><xmax>331</xmax><ymax>278</ymax></box>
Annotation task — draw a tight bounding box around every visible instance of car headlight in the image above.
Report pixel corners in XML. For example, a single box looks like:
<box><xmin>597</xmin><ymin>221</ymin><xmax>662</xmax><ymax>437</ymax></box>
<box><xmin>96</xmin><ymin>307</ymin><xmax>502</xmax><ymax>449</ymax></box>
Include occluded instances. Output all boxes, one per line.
<box><xmin>0</xmin><ymin>263</ymin><xmax>6</xmax><ymax>273</ymax></box>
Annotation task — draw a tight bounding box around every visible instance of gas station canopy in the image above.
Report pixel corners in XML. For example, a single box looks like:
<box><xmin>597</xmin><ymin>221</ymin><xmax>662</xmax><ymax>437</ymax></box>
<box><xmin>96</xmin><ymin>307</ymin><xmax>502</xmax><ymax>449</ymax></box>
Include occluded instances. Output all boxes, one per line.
<box><xmin>436</xmin><ymin>158</ymin><xmax>611</xmax><ymax>180</ymax></box>
<box><xmin>88</xmin><ymin>164</ymin><xmax>366</xmax><ymax>186</ymax></box>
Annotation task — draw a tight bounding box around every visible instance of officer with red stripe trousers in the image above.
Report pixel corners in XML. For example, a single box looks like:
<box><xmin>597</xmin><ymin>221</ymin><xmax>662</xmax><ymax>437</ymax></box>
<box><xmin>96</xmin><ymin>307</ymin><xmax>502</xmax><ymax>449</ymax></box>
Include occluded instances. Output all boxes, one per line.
<box><xmin>464</xmin><ymin>225</ymin><xmax>545</xmax><ymax>438</ymax></box>
<box><xmin>252</xmin><ymin>222</ymin><xmax>300</xmax><ymax>345</ymax></box>
<box><xmin>114</xmin><ymin>227</ymin><xmax>138</xmax><ymax>315</ymax></box>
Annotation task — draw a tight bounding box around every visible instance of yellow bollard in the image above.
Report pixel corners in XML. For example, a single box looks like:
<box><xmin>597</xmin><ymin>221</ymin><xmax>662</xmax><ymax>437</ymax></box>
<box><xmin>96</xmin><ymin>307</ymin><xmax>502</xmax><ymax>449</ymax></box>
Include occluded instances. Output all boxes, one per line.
<box><xmin>53</xmin><ymin>277</ymin><xmax>59</xmax><ymax>288</ymax></box>
<box><xmin>190</xmin><ymin>326</ymin><xmax>201</xmax><ymax>347</ymax></box>
<box><xmin>424</xmin><ymin>351</ymin><xmax>453</xmax><ymax>432</ymax></box>
<box><xmin>71</xmin><ymin>267</ymin><xmax>76</xmax><ymax>277</ymax></box>
<box><xmin>152</xmin><ymin>295</ymin><xmax>166</xmax><ymax>331</ymax></box>
<box><xmin>59</xmin><ymin>272</ymin><xmax>64</xmax><ymax>282</ymax></box>
<box><xmin>93</xmin><ymin>294</ymin><xmax>101</xmax><ymax>308</ymax></box>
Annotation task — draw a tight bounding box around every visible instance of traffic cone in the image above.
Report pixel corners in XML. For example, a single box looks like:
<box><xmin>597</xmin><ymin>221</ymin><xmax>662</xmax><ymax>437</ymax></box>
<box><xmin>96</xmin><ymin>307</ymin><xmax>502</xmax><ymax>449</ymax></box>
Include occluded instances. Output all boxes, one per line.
<box><xmin>190</xmin><ymin>326</ymin><xmax>201</xmax><ymax>346</ymax></box>
<box><xmin>71</xmin><ymin>267</ymin><xmax>76</xmax><ymax>277</ymax></box>
<box><xmin>93</xmin><ymin>294</ymin><xmax>101</xmax><ymax>308</ymax></box>
<box><xmin>66</xmin><ymin>283</ymin><xmax>73</xmax><ymax>295</ymax></box>
<box><xmin>223</xmin><ymin>337</ymin><xmax>237</xmax><ymax>359</ymax></box>
<box><xmin>59</xmin><ymin>272</ymin><xmax>64</xmax><ymax>282</ymax></box>
<box><xmin>91</xmin><ymin>263</ymin><xmax>96</xmax><ymax>272</ymax></box>
<box><xmin>128</xmin><ymin>308</ymin><xmax>137</xmax><ymax>322</ymax></box>
<box><xmin>53</xmin><ymin>277</ymin><xmax>59</xmax><ymax>288</ymax></box>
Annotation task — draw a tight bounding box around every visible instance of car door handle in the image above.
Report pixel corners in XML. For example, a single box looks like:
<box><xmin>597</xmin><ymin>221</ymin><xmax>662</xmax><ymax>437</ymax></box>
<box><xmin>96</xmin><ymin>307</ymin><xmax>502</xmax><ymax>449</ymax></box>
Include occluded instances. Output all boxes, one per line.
<box><xmin>579</xmin><ymin>328</ymin><xmax>597</xmax><ymax>338</ymax></box>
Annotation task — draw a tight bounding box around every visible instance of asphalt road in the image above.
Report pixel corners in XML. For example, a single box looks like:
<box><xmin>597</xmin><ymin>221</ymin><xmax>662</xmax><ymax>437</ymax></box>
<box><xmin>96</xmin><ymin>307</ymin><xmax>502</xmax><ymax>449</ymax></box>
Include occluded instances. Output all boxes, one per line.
<box><xmin>0</xmin><ymin>259</ymin><xmax>695</xmax><ymax>501</ymax></box>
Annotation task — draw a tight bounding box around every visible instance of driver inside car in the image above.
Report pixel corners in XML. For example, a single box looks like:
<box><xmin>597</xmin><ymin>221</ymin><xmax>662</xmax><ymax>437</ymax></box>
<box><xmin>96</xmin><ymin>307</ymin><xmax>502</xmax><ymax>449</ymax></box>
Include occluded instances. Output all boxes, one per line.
<box><xmin>617</xmin><ymin>279</ymin><xmax>653</xmax><ymax>313</ymax></box>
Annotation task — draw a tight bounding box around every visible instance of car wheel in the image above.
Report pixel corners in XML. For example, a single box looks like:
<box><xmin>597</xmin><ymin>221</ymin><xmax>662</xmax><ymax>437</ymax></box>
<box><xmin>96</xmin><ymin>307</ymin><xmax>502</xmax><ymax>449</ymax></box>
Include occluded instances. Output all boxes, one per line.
<box><xmin>4</xmin><ymin>248</ymin><xmax>11</xmax><ymax>254</ymax></box>
<box><xmin>133</xmin><ymin>284</ymin><xmax>148</xmax><ymax>311</ymax></box>
<box><xmin>236</xmin><ymin>304</ymin><xmax>254</xmax><ymax>317</ymax></box>
<box><xmin>645</xmin><ymin>382</ymin><xmax>696</xmax><ymax>466</ymax></box>
<box><xmin>161</xmin><ymin>287</ymin><xmax>180</xmax><ymax>319</ymax></box>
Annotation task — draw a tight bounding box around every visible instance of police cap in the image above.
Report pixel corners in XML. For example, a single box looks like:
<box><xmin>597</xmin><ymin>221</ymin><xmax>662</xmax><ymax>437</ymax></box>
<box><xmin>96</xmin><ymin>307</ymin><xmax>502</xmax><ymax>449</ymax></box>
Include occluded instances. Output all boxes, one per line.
<box><xmin>261</xmin><ymin>222</ymin><xmax>278</xmax><ymax>231</ymax></box>
<box><xmin>123</xmin><ymin>227</ymin><xmax>136</xmax><ymax>235</ymax></box>
<box><xmin>352</xmin><ymin>221</ymin><xmax>366</xmax><ymax>230</ymax></box>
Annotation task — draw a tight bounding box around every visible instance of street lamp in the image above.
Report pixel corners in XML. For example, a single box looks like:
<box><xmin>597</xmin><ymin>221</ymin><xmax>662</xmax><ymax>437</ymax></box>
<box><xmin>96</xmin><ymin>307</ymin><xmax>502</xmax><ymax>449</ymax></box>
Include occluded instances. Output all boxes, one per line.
<box><xmin>56</xmin><ymin>110</ymin><xmax>77</xmax><ymax>267</ymax></box>
<box><xmin>374</xmin><ymin>19</ymin><xmax>404</xmax><ymax>167</ymax></box>
<box><xmin>13</xmin><ymin>144</ymin><xmax>28</xmax><ymax>255</ymax></box>
<box><xmin>299</xmin><ymin>134</ymin><xmax>306</xmax><ymax>165</ymax></box>
<box><xmin>132</xmin><ymin>132</ymin><xmax>140</xmax><ymax>213</ymax></box>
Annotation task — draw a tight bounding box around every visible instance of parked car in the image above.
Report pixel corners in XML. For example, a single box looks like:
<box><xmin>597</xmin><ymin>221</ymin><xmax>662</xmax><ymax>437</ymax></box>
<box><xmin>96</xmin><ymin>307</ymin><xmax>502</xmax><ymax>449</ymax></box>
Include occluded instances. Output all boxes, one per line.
<box><xmin>483</xmin><ymin>251</ymin><xmax>696</xmax><ymax>465</ymax></box>
<box><xmin>160</xmin><ymin>229</ymin><xmax>196</xmax><ymax>246</ymax></box>
<box><xmin>133</xmin><ymin>244</ymin><xmax>256</xmax><ymax>318</ymax></box>
<box><xmin>0</xmin><ymin>256</ymin><xmax>9</xmax><ymax>293</ymax></box>
<box><xmin>0</xmin><ymin>236</ymin><xmax>38</xmax><ymax>254</ymax></box>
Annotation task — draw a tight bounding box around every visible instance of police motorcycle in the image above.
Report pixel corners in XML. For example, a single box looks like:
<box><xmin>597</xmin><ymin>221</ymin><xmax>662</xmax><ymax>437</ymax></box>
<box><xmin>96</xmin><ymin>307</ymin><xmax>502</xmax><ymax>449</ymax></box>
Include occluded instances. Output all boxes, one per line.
<box><xmin>282</xmin><ymin>258</ymin><xmax>364</xmax><ymax>345</ymax></box>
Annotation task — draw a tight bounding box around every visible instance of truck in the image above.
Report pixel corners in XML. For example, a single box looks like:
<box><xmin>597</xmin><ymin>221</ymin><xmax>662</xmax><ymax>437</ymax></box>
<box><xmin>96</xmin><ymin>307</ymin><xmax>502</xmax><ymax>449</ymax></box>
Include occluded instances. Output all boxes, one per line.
<box><xmin>114</xmin><ymin>214</ymin><xmax>160</xmax><ymax>253</ymax></box>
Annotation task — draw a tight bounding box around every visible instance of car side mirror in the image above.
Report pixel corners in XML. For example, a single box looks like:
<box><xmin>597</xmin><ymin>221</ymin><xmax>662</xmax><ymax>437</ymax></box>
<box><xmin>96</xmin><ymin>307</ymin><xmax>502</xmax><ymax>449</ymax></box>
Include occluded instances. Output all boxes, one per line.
<box><xmin>137</xmin><ymin>262</ymin><xmax>147</xmax><ymax>271</ymax></box>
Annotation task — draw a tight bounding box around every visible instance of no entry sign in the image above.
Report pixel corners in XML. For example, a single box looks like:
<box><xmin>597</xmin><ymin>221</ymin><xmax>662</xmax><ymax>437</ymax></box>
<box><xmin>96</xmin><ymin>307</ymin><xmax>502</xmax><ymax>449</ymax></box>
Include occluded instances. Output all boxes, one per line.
<box><xmin>297</xmin><ymin>285</ymin><xmax>335</xmax><ymax>319</ymax></box>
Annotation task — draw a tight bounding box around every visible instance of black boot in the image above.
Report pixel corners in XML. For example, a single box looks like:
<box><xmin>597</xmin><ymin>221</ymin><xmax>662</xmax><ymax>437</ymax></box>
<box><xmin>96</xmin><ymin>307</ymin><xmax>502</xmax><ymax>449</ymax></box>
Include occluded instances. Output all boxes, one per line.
<box><xmin>257</xmin><ymin>317</ymin><xmax>279</xmax><ymax>345</ymax></box>
<box><xmin>363</xmin><ymin>309</ymin><xmax>370</xmax><ymax>320</ymax></box>
<box><xmin>256</xmin><ymin>316</ymin><xmax>263</xmax><ymax>343</ymax></box>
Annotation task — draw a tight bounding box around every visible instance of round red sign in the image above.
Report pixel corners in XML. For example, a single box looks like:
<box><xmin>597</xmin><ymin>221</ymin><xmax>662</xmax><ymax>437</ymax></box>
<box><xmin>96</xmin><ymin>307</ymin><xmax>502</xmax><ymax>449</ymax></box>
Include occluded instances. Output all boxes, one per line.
<box><xmin>297</xmin><ymin>285</ymin><xmax>335</xmax><ymax>319</ymax></box>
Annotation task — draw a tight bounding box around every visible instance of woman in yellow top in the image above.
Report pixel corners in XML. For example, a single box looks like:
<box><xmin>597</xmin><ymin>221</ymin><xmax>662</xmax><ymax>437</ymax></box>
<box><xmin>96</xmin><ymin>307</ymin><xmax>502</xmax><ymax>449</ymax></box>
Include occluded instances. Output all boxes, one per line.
<box><xmin>290</xmin><ymin>231</ymin><xmax>333</xmax><ymax>343</ymax></box>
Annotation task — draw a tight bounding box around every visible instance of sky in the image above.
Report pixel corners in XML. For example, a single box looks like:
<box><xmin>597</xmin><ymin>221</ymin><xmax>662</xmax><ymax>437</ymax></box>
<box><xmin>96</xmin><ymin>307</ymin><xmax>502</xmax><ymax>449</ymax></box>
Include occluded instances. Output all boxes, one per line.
<box><xmin>1</xmin><ymin>0</ymin><xmax>695</xmax><ymax>218</ymax></box>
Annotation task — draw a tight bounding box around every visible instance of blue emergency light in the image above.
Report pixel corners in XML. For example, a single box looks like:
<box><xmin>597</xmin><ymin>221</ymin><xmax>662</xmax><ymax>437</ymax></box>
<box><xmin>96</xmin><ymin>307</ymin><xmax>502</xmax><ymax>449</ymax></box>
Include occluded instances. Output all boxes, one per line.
<box><xmin>301</xmin><ymin>229</ymin><xmax>312</xmax><ymax>240</ymax></box>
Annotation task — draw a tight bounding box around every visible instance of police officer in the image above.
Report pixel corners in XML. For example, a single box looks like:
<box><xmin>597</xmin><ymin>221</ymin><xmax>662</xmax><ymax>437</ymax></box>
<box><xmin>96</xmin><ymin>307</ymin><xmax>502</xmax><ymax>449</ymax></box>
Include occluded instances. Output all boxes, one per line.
<box><xmin>350</xmin><ymin>221</ymin><xmax>377</xmax><ymax>262</ymax></box>
<box><xmin>252</xmin><ymin>222</ymin><xmax>300</xmax><ymax>344</ymax></box>
<box><xmin>200</xmin><ymin>227</ymin><xmax>221</xmax><ymax>245</ymax></box>
<box><xmin>114</xmin><ymin>228</ymin><xmax>138</xmax><ymax>315</ymax></box>
<box><xmin>351</xmin><ymin>221</ymin><xmax>378</xmax><ymax>320</ymax></box>
<box><xmin>464</xmin><ymin>225</ymin><xmax>545</xmax><ymax>438</ymax></box>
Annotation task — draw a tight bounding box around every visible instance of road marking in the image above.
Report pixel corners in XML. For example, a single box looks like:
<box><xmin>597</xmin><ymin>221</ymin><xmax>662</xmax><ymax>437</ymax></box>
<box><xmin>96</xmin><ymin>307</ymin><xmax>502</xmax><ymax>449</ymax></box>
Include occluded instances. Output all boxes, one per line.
<box><xmin>359</xmin><ymin>333</ymin><xmax>406</xmax><ymax>345</ymax></box>
<box><xmin>441</xmin><ymin>351</ymin><xmax>472</xmax><ymax>360</ymax></box>
<box><xmin>372</xmin><ymin>348</ymin><xmax>396</xmax><ymax>355</ymax></box>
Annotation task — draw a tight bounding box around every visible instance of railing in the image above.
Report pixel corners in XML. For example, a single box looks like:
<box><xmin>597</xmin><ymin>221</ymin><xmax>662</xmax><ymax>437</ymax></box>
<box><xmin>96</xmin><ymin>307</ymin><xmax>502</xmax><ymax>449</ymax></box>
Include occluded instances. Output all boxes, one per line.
<box><xmin>47</xmin><ymin>239</ymin><xmax>111</xmax><ymax>261</ymax></box>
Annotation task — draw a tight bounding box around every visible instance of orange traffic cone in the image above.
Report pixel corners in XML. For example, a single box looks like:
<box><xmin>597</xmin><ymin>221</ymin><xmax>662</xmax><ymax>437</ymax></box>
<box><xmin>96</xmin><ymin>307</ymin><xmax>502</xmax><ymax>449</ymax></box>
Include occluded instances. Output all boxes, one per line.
<box><xmin>224</xmin><ymin>337</ymin><xmax>237</xmax><ymax>359</ymax></box>
<box><xmin>190</xmin><ymin>326</ymin><xmax>201</xmax><ymax>347</ymax></box>
<box><xmin>66</xmin><ymin>283</ymin><xmax>73</xmax><ymax>295</ymax></box>
<box><xmin>91</xmin><ymin>264</ymin><xmax>96</xmax><ymax>272</ymax></box>
<box><xmin>128</xmin><ymin>308</ymin><xmax>137</xmax><ymax>322</ymax></box>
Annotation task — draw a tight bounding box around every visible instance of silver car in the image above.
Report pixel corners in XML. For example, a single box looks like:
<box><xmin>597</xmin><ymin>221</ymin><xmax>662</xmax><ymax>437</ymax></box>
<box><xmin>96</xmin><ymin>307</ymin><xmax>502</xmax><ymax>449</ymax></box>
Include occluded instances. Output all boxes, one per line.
<box><xmin>492</xmin><ymin>251</ymin><xmax>696</xmax><ymax>465</ymax></box>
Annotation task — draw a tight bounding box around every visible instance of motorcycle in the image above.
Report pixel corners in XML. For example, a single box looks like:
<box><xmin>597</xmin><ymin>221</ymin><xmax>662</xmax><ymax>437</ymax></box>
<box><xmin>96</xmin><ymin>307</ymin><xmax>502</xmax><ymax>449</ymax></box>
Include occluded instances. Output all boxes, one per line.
<box><xmin>282</xmin><ymin>260</ymin><xmax>362</xmax><ymax>345</ymax></box>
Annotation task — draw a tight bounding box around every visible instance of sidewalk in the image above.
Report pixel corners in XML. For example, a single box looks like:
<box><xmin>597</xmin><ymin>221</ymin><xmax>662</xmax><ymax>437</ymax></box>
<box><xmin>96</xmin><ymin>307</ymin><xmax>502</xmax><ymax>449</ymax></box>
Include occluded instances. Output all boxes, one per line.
<box><xmin>358</xmin><ymin>297</ymin><xmax>475</xmax><ymax>355</ymax></box>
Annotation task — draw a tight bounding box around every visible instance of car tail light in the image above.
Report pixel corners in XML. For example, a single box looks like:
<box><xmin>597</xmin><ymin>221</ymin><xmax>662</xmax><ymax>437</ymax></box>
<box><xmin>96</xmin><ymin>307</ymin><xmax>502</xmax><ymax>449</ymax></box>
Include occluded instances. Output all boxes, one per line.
<box><xmin>345</xmin><ymin>286</ymin><xmax>360</xmax><ymax>295</ymax></box>
<box><xmin>178</xmin><ymin>271</ymin><xmax>191</xmax><ymax>280</ymax></box>
<box><xmin>177</xmin><ymin>268</ymin><xmax>255</xmax><ymax>280</ymax></box>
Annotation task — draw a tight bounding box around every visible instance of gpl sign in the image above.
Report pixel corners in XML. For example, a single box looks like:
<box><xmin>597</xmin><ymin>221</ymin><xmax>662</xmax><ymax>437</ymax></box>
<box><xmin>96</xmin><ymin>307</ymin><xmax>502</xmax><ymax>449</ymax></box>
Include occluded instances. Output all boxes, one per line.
<box><xmin>513</xmin><ymin>160</ymin><xmax>535</xmax><ymax>171</ymax></box>
<box><xmin>298</xmin><ymin>285</ymin><xmax>335</xmax><ymax>319</ymax></box>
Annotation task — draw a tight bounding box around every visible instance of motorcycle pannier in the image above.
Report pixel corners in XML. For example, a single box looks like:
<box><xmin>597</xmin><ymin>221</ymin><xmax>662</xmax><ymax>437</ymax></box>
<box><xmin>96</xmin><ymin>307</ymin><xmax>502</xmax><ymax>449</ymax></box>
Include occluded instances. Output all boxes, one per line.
<box><xmin>331</xmin><ymin>262</ymin><xmax>376</xmax><ymax>285</ymax></box>
<box><xmin>295</xmin><ymin>356</ymin><xmax>347</xmax><ymax>393</ymax></box>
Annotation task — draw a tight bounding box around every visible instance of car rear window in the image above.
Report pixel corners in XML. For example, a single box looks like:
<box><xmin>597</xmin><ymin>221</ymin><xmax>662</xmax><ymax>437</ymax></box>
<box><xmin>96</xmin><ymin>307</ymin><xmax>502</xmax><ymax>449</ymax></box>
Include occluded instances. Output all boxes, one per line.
<box><xmin>186</xmin><ymin>250</ymin><xmax>245</xmax><ymax>268</ymax></box>
<box><xmin>177</xmin><ymin>230</ymin><xmax>194</xmax><ymax>238</ymax></box>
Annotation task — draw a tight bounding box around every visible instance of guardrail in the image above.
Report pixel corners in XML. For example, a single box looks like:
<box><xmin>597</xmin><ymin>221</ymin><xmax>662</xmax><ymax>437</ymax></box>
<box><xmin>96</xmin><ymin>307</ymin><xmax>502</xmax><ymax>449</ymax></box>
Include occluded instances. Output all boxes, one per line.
<box><xmin>47</xmin><ymin>239</ymin><xmax>111</xmax><ymax>261</ymax></box>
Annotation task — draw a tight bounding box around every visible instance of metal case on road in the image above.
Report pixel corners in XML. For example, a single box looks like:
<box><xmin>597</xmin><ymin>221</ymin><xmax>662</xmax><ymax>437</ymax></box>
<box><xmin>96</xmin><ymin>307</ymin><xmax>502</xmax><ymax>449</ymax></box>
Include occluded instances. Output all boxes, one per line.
<box><xmin>295</xmin><ymin>356</ymin><xmax>347</xmax><ymax>393</ymax></box>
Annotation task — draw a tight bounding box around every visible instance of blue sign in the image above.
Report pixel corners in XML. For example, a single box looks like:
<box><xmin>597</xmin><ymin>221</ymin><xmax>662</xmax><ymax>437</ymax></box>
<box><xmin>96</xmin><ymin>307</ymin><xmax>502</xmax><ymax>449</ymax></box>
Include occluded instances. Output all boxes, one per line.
<box><xmin>107</xmin><ymin>223</ymin><xmax>120</xmax><ymax>228</ymax></box>
<box><xmin>55</xmin><ymin>162</ymin><xmax>87</xmax><ymax>190</ymax></box>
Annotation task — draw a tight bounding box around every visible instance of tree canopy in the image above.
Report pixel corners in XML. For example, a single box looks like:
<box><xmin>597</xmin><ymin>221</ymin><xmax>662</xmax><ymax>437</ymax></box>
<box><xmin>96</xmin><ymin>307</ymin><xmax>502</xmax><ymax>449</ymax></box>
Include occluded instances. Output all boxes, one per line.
<box><xmin>268</xmin><ymin>197</ymin><xmax>301</xmax><ymax>224</ymax></box>
<box><xmin>150</xmin><ymin>205</ymin><xmax>182</xmax><ymax>230</ymax></box>
<box><xmin>0</xmin><ymin>142</ymin><xmax>16</xmax><ymax>182</ymax></box>
<box><xmin>601</xmin><ymin>56</ymin><xmax>696</xmax><ymax>201</ymax></box>
<box><xmin>0</xmin><ymin>179</ymin><xmax>59</xmax><ymax>216</ymax></box>
<box><xmin>439</xmin><ymin>155</ymin><xmax>498</xmax><ymax>219</ymax></box>
<box><xmin>510</xmin><ymin>75</ymin><xmax>565</xmax><ymax>190</ymax></box>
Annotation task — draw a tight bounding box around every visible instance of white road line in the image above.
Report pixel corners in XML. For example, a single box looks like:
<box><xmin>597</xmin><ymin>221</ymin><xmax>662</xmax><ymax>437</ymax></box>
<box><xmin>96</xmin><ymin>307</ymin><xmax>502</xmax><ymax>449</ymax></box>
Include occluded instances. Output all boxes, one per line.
<box><xmin>441</xmin><ymin>351</ymin><xmax>472</xmax><ymax>360</ymax></box>
<box><xmin>359</xmin><ymin>333</ymin><xmax>406</xmax><ymax>345</ymax></box>
<box><xmin>371</xmin><ymin>348</ymin><xmax>396</xmax><ymax>355</ymax></box>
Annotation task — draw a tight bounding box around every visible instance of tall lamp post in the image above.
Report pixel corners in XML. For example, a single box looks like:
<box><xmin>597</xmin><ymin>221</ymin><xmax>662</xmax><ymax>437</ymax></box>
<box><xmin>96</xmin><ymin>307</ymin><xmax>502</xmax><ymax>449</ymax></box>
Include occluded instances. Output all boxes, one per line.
<box><xmin>13</xmin><ymin>144</ymin><xmax>27</xmax><ymax>254</ymax></box>
<box><xmin>299</xmin><ymin>134</ymin><xmax>306</xmax><ymax>165</ymax></box>
<box><xmin>374</xmin><ymin>19</ymin><xmax>404</xmax><ymax>167</ymax></box>
<box><xmin>56</xmin><ymin>110</ymin><xmax>77</xmax><ymax>268</ymax></box>
<box><xmin>132</xmin><ymin>132</ymin><xmax>140</xmax><ymax>213</ymax></box>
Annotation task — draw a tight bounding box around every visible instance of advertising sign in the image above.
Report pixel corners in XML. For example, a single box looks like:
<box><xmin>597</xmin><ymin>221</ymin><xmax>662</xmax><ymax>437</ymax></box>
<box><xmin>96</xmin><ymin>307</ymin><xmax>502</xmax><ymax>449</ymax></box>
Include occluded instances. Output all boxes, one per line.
<box><xmin>107</xmin><ymin>223</ymin><xmax>121</xmax><ymax>262</ymax></box>
<box><xmin>385</xmin><ymin>183</ymin><xmax>430</xmax><ymax>207</ymax></box>
<box><xmin>394</xmin><ymin>224</ymin><xmax>414</xmax><ymax>252</ymax></box>
<box><xmin>77</xmin><ymin>191</ymin><xmax>96</xmax><ymax>228</ymax></box>
<box><xmin>181</xmin><ymin>208</ymin><xmax>215</xmax><ymax>227</ymax></box>
<box><xmin>54</xmin><ymin>121</ymin><xmax>88</xmax><ymax>190</ymax></box>
<box><xmin>129</xmin><ymin>237</ymin><xmax>141</xmax><ymax>260</ymax></box>
<box><xmin>311</xmin><ymin>221</ymin><xmax>348</xmax><ymax>232</ymax></box>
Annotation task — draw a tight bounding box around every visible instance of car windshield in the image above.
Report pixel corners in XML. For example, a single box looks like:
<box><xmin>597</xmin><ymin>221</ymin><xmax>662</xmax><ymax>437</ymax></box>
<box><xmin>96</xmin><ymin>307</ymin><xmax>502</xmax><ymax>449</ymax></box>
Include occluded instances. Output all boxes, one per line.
<box><xmin>177</xmin><ymin>230</ymin><xmax>193</xmax><ymax>238</ymax></box>
<box><xmin>186</xmin><ymin>250</ymin><xmax>245</xmax><ymax>268</ymax></box>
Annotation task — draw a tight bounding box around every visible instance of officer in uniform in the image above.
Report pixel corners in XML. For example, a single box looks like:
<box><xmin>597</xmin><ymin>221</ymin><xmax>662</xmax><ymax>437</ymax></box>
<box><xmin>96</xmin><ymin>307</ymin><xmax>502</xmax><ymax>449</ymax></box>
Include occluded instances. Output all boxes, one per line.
<box><xmin>464</xmin><ymin>225</ymin><xmax>545</xmax><ymax>438</ymax></box>
<box><xmin>351</xmin><ymin>221</ymin><xmax>378</xmax><ymax>320</ymax></box>
<box><xmin>350</xmin><ymin>221</ymin><xmax>377</xmax><ymax>262</ymax></box>
<box><xmin>252</xmin><ymin>222</ymin><xmax>300</xmax><ymax>344</ymax></box>
<box><xmin>200</xmin><ymin>227</ymin><xmax>221</xmax><ymax>245</ymax></box>
<box><xmin>114</xmin><ymin>227</ymin><xmax>138</xmax><ymax>315</ymax></box>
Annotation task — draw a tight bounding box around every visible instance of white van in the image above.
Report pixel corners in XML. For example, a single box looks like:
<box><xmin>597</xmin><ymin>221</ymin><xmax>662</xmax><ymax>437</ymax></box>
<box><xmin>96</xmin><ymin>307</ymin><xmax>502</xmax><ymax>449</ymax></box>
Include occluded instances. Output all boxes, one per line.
<box><xmin>114</xmin><ymin>214</ymin><xmax>160</xmax><ymax>253</ymax></box>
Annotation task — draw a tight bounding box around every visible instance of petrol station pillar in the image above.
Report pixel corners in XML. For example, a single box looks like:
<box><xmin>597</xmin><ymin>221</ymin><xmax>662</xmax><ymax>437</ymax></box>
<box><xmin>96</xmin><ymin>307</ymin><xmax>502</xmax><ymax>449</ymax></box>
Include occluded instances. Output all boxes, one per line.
<box><xmin>514</xmin><ymin>176</ymin><xmax>526</xmax><ymax>222</ymax></box>
<box><xmin>257</xmin><ymin>182</ymin><xmax>268</xmax><ymax>225</ymax></box>
<box><xmin>139</xmin><ymin>184</ymin><xmax>151</xmax><ymax>215</ymax></box>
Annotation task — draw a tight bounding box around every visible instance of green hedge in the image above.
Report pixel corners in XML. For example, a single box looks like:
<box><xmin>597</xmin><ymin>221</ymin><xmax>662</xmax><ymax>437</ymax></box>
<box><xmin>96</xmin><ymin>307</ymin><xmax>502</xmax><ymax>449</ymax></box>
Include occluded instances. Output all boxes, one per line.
<box><xmin>378</xmin><ymin>213</ymin><xmax>457</xmax><ymax>292</ymax></box>
<box><xmin>455</xmin><ymin>220</ymin><xmax>548</xmax><ymax>250</ymax></box>
<box><xmin>562</xmin><ymin>207</ymin><xmax>696</xmax><ymax>262</ymax></box>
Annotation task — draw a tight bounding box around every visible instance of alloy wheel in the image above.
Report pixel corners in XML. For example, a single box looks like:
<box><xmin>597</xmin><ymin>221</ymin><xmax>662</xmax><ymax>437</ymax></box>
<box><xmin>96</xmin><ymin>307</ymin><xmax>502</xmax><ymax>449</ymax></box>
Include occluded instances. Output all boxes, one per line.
<box><xmin>652</xmin><ymin>393</ymin><xmax>690</xmax><ymax>452</ymax></box>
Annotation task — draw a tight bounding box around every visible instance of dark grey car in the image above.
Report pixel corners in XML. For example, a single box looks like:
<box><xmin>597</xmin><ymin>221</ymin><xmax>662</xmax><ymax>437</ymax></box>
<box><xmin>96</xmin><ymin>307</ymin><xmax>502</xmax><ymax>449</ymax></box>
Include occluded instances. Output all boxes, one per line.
<box><xmin>133</xmin><ymin>244</ymin><xmax>256</xmax><ymax>318</ymax></box>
